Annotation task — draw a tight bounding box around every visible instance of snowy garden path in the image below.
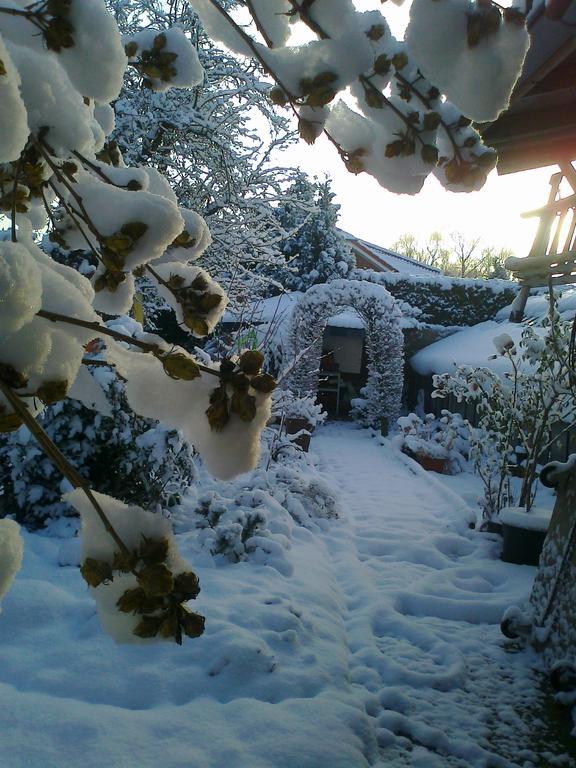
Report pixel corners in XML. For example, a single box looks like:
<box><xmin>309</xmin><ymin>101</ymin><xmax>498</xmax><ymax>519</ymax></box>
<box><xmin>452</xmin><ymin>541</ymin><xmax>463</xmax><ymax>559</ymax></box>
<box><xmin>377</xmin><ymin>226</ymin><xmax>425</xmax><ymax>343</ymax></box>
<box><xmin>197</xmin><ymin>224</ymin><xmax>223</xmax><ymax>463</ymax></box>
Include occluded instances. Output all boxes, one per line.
<box><xmin>312</xmin><ymin>423</ymin><xmax>572</xmax><ymax>768</ymax></box>
<box><xmin>1</xmin><ymin>423</ymin><xmax>574</xmax><ymax>768</ymax></box>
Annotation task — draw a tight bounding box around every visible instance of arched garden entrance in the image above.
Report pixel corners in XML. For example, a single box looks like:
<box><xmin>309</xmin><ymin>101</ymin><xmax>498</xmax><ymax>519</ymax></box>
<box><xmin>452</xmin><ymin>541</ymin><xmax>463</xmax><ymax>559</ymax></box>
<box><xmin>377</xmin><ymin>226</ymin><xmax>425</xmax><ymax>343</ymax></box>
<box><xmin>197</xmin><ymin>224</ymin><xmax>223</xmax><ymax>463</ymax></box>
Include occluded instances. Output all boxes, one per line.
<box><xmin>285</xmin><ymin>280</ymin><xmax>404</xmax><ymax>428</ymax></box>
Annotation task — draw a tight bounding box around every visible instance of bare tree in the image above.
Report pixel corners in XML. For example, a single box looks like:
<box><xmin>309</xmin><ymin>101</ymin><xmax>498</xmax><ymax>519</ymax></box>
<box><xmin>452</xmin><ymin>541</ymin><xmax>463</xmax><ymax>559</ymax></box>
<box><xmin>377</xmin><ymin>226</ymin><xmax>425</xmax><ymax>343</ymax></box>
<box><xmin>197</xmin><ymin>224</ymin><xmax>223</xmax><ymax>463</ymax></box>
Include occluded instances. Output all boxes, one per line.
<box><xmin>450</xmin><ymin>232</ymin><xmax>482</xmax><ymax>278</ymax></box>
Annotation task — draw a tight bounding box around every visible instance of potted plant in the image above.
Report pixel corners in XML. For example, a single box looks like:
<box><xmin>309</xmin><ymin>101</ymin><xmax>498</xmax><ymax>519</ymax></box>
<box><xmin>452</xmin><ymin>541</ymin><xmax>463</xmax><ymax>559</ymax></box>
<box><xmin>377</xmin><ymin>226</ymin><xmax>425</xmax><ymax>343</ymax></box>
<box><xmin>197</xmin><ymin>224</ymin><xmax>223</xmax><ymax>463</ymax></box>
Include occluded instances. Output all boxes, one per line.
<box><xmin>499</xmin><ymin>506</ymin><xmax>552</xmax><ymax>565</ymax></box>
<box><xmin>273</xmin><ymin>391</ymin><xmax>326</xmax><ymax>453</ymax></box>
<box><xmin>396</xmin><ymin>411</ymin><xmax>469</xmax><ymax>475</ymax></box>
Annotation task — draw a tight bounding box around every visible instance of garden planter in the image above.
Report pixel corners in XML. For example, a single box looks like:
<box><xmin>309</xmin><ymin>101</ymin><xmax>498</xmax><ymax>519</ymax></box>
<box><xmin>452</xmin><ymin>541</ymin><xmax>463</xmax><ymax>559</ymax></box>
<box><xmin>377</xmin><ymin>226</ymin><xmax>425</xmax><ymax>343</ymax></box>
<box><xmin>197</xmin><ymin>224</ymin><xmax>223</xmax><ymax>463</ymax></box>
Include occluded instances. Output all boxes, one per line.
<box><xmin>284</xmin><ymin>418</ymin><xmax>313</xmax><ymax>452</ymax></box>
<box><xmin>500</xmin><ymin>507</ymin><xmax>552</xmax><ymax>566</ymax></box>
<box><xmin>407</xmin><ymin>452</ymin><xmax>448</xmax><ymax>474</ymax></box>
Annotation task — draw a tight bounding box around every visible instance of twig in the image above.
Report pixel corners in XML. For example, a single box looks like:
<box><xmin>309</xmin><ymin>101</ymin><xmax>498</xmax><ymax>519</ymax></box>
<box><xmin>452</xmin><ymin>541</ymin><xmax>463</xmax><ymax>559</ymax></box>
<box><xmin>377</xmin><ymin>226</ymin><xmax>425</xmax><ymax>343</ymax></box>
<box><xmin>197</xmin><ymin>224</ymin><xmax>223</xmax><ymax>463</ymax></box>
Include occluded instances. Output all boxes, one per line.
<box><xmin>36</xmin><ymin>308</ymin><xmax>219</xmax><ymax>378</ymax></box>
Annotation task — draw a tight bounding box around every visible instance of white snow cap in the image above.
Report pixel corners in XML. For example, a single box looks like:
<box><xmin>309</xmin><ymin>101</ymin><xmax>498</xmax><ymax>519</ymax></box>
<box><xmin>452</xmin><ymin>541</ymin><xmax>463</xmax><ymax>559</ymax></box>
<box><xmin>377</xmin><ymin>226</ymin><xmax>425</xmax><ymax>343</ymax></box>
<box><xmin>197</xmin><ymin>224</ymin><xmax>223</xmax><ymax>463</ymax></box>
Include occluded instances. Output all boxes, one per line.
<box><xmin>0</xmin><ymin>33</ymin><xmax>28</xmax><ymax>163</ymax></box>
<box><xmin>0</xmin><ymin>242</ymin><xmax>43</xmax><ymax>333</ymax></box>
<box><xmin>66</xmin><ymin>488</ymin><xmax>196</xmax><ymax>644</ymax></box>
<box><xmin>124</xmin><ymin>27</ymin><xmax>203</xmax><ymax>92</ymax></box>
<box><xmin>59</xmin><ymin>0</ymin><xmax>126</xmax><ymax>103</ymax></box>
<box><xmin>493</xmin><ymin>332</ymin><xmax>515</xmax><ymax>355</ymax></box>
<box><xmin>249</xmin><ymin>0</ymin><xmax>291</xmax><ymax>47</ymax></box>
<box><xmin>189</xmin><ymin>0</ymin><xmax>254</xmax><ymax>57</ymax></box>
<box><xmin>7</xmin><ymin>42</ymin><xmax>95</xmax><ymax>157</ymax></box>
<box><xmin>107</xmin><ymin>345</ymin><xmax>272</xmax><ymax>480</ymax></box>
<box><xmin>406</xmin><ymin>0</ymin><xmax>529</xmax><ymax>122</ymax></box>
<box><xmin>155</xmin><ymin>208</ymin><xmax>212</xmax><ymax>264</ymax></box>
<box><xmin>0</xmin><ymin>519</ymin><xmax>24</xmax><ymax>608</ymax></box>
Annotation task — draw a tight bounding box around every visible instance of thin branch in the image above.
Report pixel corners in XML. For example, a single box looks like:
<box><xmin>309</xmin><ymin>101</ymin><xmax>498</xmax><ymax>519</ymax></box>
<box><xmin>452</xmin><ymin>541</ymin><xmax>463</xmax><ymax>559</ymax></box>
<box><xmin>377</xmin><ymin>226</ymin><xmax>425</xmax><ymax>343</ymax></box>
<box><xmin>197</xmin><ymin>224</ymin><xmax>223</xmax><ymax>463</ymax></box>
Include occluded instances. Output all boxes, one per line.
<box><xmin>36</xmin><ymin>308</ymin><xmax>219</xmax><ymax>378</ymax></box>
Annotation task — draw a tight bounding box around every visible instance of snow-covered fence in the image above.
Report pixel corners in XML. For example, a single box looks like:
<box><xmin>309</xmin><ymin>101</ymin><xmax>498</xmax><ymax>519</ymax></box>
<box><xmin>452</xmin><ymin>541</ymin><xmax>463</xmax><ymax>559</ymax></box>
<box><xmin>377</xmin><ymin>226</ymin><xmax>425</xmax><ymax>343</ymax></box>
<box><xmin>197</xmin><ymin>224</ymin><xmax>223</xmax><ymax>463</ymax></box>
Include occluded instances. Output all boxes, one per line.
<box><xmin>285</xmin><ymin>280</ymin><xmax>404</xmax><ymax>428</ymax></box>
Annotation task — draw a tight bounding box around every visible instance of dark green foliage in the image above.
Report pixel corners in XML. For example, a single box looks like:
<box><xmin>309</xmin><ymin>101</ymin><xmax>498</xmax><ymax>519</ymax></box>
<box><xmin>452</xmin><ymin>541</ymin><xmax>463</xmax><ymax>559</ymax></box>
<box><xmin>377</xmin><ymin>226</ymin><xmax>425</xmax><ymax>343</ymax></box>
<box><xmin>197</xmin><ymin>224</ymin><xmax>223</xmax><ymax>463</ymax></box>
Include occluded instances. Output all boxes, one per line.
<box><xmin>0</xmin><ymin>376</ymin><xmax>195</xmax><ymax>529</ymax></box>
<box><xmin>356</xmin><ymin>271</ymin><xmax>517</xmax><ymax>326</ymax></box>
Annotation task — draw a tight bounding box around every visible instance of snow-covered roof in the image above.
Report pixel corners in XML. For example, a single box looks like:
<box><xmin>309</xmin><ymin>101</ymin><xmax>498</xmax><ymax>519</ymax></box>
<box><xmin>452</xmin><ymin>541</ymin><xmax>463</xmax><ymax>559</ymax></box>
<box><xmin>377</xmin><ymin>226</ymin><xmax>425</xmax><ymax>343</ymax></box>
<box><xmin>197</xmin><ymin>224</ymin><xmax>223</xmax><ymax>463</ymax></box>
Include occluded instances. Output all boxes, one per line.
<box><xmin>411</xmin><ymin>287</ymin><xmax>576</xmax><ymax>376</ymax></box>
<box><xmin>340</xmin><ymin>231</ymin><xmax>442</xmax><ymax>277</ymax></box>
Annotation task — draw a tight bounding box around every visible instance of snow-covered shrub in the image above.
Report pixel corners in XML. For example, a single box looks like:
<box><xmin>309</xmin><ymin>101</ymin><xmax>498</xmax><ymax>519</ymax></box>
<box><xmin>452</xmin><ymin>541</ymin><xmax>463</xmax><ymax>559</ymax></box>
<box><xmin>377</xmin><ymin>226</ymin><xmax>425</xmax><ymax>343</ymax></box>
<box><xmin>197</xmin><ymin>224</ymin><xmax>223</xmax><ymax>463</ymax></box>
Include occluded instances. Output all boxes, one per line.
<box><xmin>0</xmin><ymin>369</ymin><xmax>195</xmax><ymax>529</ymax></box>
<box><xmin>433</xmin><ymin>307</ymin><xmax>576</xmax><ymax>518</ymax></box>
<box><xmin>352</xmin><ymin>270</ymin><xmax>517</xmax><ymax>327</ymax></box>
<box><xmin>187</xmin><ymin>488</ymin><xmax>291</xmax><ymax>571</ymax></box>
<box><xmin>396</xmin><ymin>410</ymin><xmax>469</xmax><ymax>473</ymax></box>
<box><xmin>286</xmin><ymin>281</ymin><xmax>404</xmax><ymax>428</ymax></box>
<box><xmin>177</xmin><ymin>425</ymin><xmax>341</xmax><ymax>568</ymax></box>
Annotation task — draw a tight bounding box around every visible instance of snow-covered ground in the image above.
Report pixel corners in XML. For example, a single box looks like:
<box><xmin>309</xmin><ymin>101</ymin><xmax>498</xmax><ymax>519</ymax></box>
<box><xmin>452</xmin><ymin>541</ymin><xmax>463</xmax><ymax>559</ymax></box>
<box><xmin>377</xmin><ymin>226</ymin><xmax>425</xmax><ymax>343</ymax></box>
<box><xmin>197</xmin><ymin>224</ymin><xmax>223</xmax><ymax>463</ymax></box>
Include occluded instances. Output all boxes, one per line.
<box><xmin>1</xmin><ymin>423</ymin><xmax>573</xmax><ymax>767</ymax></box>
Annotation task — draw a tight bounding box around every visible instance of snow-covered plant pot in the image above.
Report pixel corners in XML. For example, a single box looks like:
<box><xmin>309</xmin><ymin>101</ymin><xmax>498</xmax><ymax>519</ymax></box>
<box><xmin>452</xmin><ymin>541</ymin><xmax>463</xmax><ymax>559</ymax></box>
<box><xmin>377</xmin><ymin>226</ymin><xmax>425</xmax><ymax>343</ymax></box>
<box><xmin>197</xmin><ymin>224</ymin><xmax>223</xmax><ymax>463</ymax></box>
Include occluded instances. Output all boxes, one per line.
<box><xmin>401</xmin><ymin>437</ymin><xmax>449</xmax><ymax>474</ymax></box>
<box><xmin>396</xmin><ymin>412</ymin><xmax>468</xmax><ymax>474</ymax></box>
<box><xmin>500</xmin><ymin>507</ymin><xmax>553</xmax><ymax>566</ymax></box>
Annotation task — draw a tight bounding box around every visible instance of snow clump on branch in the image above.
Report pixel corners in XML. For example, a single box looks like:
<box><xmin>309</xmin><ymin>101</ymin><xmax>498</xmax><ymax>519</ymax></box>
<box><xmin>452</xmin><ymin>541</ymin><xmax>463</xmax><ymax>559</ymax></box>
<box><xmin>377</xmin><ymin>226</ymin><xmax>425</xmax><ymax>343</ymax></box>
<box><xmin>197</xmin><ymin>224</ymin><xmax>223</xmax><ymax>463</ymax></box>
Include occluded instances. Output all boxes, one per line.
<box><xmin>0</xmin><ymin>0</ymin><xmax>278</xmax><ymax>644</ymax></box>
<box><xmin>191</xmin><ymin>0</ymin><xmax>529</xmax><ymax>195</ymax></box>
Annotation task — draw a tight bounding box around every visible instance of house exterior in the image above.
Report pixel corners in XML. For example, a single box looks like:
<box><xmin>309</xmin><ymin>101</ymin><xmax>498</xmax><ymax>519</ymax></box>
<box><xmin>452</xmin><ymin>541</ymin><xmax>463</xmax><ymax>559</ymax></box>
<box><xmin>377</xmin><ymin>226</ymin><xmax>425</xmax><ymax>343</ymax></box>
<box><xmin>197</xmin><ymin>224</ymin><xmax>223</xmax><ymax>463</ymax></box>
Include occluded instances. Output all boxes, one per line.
<box><xmin>339</xmin><ymin>231</ymin><xmax>442</xmax><ymax>277</ymax></box>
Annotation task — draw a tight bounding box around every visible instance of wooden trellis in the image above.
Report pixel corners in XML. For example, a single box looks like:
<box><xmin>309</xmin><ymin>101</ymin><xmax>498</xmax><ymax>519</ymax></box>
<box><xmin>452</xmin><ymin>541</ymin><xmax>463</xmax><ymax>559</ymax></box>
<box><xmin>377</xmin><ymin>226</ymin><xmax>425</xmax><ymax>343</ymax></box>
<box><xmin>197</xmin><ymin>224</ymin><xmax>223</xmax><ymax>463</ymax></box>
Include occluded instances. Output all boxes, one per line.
<box><xmin>506</xmin><ymin>162</ymin><xmax>576</xmax><ymax>321</ymax></box>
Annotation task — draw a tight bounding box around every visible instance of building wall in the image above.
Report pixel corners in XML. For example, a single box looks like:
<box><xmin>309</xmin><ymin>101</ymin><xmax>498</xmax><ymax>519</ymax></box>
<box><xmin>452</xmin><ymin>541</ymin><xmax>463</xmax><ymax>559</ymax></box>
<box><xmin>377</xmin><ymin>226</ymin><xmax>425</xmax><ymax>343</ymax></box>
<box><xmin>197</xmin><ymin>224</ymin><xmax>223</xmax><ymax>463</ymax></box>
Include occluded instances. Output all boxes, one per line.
<box><xmin>323</xmin><ymin>327</ymin><xmax>364</xmax><ymax>374</ymax></box>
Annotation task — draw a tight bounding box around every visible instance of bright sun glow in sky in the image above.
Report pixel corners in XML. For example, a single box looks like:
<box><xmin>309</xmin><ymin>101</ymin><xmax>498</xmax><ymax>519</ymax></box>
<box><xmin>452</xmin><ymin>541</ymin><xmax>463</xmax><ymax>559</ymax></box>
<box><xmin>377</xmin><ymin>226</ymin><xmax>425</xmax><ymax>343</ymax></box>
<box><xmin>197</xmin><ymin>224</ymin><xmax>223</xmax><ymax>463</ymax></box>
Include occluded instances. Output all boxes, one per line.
<box><xmin>282</xmin><ymin>0</ymin><xmax>553</xmax><ymax>257</ymax></box>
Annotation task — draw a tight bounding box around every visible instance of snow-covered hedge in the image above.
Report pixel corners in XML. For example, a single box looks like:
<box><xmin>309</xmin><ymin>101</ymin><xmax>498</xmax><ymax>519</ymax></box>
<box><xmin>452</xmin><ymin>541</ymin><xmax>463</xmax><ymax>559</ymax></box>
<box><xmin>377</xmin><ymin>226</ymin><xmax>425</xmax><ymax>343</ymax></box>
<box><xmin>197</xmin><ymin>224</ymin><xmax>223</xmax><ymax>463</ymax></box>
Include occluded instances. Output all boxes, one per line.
<box><xmin>174</xmin><ymin>426</ymin><xmax>342</xmax><ymax>573</ymax></box>
<box><xmin>286</xmin><ymin>280</ymin><xmax>404</xmax><ymax>428</ymax></box>
<box><xmin>352</xmin><ymin>270</ymin><xmax>517</xmax><ymax>327</ymax></box>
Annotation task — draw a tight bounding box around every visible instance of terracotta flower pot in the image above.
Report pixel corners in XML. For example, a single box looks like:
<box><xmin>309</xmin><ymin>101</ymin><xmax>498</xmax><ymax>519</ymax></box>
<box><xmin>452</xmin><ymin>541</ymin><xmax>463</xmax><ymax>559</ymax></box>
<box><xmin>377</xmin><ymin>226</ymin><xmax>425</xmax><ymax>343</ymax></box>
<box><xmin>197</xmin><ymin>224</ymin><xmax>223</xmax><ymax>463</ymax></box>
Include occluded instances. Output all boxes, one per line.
<box><xmin>414</xmin><ymin>453</ymin><xmax>448</xmax><ymax>474</ymax></box>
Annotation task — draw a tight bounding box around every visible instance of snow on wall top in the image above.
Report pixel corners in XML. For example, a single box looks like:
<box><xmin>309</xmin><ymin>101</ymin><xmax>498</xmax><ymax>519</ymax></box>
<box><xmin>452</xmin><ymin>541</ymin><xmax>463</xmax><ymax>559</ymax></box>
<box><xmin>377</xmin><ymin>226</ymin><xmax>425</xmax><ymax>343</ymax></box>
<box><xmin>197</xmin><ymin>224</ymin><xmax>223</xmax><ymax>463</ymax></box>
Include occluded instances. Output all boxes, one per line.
<box><xmin>411</xmin><ymin>287</ymin><xmax>576</xmax><ymax>376</ymax></box>
<box><xmin>340</xmin><ymin>230</ymin><xmax>442</xmax><ymax>277</ymax></box>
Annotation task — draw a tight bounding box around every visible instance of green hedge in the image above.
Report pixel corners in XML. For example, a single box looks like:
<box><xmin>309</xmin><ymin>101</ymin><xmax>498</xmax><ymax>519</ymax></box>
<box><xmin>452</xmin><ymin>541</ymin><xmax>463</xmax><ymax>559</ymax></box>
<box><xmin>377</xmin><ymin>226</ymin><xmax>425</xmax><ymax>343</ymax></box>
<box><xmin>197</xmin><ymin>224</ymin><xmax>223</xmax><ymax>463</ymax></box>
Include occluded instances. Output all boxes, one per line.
<box><xmin>353</xmin><ymin>270</ymin><xmax>518</xmax><ymax>326</ymax></box>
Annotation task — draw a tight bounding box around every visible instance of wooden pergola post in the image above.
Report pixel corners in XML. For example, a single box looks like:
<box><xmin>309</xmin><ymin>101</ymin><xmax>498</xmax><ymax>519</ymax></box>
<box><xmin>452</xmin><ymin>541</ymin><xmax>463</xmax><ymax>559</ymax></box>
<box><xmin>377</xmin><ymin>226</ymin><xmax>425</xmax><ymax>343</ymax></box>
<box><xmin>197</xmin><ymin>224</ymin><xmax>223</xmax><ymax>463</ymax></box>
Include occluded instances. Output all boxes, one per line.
<box><xmin>506</xmin><ymin>163</ymin><xmax>576</xmax><ymax>320</ymax></box>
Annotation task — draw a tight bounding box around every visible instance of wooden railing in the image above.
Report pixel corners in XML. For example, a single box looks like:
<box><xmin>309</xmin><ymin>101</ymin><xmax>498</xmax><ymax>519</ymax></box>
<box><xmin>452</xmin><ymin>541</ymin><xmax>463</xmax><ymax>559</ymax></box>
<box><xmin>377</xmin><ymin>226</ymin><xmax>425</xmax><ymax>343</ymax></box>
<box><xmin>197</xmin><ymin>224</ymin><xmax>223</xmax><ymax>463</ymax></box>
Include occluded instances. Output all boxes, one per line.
<box><xmin>506</xmin><ymin>162</ymin><xmax>576</xmax><ymax>321</ymax></box>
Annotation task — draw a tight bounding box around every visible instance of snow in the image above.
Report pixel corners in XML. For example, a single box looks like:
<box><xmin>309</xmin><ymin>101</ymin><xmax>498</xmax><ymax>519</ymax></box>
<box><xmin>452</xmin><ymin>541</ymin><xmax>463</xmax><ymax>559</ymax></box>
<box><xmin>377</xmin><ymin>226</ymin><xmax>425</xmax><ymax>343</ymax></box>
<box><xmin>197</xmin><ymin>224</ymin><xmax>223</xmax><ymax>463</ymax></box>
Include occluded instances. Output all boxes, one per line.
<box><xmin>64</xmin><ymin>172</ymin><xmax>184</xmax><ymax>270</ymax></box>
<box><xmin>6</xmin><ymin>43</ymin><xmax>95</xmax><ymax>157</ymax></box>
<box><xmin>189</xmin><ymin>0</ymin><xmax>255</xmax><ymax>58</ymax></box>
<box><xmin>411</xmin><ymin>320</ymin><xmax>539</xmax><ymax>376</ymax></box>
<box><xmin>0</xmin><ymin>32</ymin><xmax>28</xmax><ymax>164</ymax></box>
<box><xmin>249</xmin><ymin>0</ymin><xmax>291</xmax><ymax>47</ymax></box>
<box><xmin>59</xmin><ymin>0</ymin><xmax>126</xmax><ymax>103</ymax></box>
<box><xmin>340</xmin><ymin>231</ymin><xmax>442</xmax><ymax>276</ymax></box>
<box><xmin>496</xmin><ymin>287</ymin><xmax>576</xmax><ymax>323</ymax></box>
<box><xmin>0</xmin><ymin>242</ymin><xmax>43</xmax><ymax>333</ymax></box>
<box><xmin>1</xmin><ymin>423</ymin><xmax>571</xmax><ymax>766</ymax></box>
<box><xmin>500</xmin><ymin>506</ymin><xmax>553</xmax><ymax>533</ymax></box>
<box><xmin>123</xmin><ymin>27</ymin><xmax>203</xmax><ymax>92</ymax></box>
<box><xmin>406</xmin><ymin>0</ymin><xmax>529</xmax><ymax>122</ymax></box>
<box><xmin>150</xmin><ymin>262</ymin><xmax>227</xmax><ymax>337</ymax></box>
<box><xmin>65</xmin><ymin>488</ymin><xmax>195</xmax><ymax>644</ymax></box>
<box><xmin>106</xmin><ymin>344</ymin><xmax>272</xmax><ymax>480</ymax></box>
<box><xmin>0</xmin><ymin>519</ymin><xmax>23</xmax><ymax>607</ymax></box>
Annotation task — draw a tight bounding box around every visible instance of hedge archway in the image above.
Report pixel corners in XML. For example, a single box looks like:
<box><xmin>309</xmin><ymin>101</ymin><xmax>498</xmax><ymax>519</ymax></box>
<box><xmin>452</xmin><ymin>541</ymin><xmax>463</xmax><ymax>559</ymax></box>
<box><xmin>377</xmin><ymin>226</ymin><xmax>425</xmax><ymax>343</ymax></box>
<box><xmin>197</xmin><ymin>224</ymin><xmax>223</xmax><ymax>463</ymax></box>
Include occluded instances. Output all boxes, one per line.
<box><xmin>285</xmin><ymin>280</ymin><xmax>404</xmax><ymax>427</ymax></box>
